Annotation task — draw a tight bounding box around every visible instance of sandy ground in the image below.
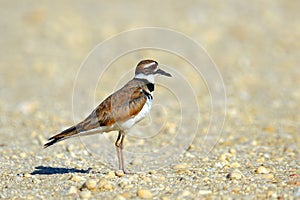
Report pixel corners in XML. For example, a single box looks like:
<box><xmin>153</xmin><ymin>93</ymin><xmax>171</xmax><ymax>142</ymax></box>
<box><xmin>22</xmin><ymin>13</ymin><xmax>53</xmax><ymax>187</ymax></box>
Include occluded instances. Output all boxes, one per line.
<box><xmin>0</xmin><ymin>1</ymin><xmax>299</xmax><ymax>199</ymax></box>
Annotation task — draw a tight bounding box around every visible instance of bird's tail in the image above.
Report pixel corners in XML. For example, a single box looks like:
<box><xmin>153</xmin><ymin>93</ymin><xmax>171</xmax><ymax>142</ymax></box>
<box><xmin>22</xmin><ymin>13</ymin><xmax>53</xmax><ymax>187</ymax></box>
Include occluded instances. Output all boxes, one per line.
<box><xmin>43</xmin><ymin>126</ymin><xmax>78</xmax><ymax>148</ymax></box>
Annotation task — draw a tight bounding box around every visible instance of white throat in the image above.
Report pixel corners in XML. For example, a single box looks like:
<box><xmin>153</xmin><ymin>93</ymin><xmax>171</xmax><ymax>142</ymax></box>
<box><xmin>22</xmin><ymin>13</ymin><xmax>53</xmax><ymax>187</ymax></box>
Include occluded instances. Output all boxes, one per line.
<box><xmin>134</xmin><ymin>73</ymin><xmax>155</xmax><ymax>83</ymax></box>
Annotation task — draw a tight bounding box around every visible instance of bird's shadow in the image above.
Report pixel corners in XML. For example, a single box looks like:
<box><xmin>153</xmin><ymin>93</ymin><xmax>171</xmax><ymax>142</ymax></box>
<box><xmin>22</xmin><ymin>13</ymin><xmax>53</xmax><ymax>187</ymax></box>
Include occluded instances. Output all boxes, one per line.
<box><xmin>30</xmin><ymin>166</ymin><xmax>92</xmax><ymax>175</ymax></box>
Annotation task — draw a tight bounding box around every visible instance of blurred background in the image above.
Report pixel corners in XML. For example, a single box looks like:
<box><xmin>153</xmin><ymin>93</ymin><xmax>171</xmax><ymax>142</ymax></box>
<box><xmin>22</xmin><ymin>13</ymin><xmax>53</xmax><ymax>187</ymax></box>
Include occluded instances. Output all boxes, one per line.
<box><xmin>0</xmin><ymin>0</ymin><xmax>299</xmax><ymax>198</ymax></box>
<box><xmin>1</xmin><ymin>0</ymin><xmax>299</xmax><ymax>125</ymax></box>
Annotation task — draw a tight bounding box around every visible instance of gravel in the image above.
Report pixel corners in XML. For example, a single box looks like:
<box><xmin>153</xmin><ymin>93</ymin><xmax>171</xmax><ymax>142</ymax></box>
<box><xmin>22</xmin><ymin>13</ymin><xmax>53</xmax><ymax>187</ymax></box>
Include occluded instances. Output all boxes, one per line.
<box><xmin>0</xmin><ymin>0</ymin><xmax>299</xmax><ymax>199</ymax></box>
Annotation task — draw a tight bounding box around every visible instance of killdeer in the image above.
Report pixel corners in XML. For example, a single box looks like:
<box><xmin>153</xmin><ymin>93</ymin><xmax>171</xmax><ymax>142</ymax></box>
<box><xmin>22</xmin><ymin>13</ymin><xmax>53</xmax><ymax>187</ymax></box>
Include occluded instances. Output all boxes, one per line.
<box><xmin>44</xmin><ymin>59</ymin><xmax>172</xmax><ymax>173</ymax></box>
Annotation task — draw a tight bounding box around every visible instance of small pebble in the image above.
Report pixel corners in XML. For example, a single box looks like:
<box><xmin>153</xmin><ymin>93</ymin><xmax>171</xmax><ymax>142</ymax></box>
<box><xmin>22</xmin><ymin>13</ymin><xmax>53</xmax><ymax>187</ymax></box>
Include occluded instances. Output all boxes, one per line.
<box><xmin>67</xmin><ymin>144</ymin><xmax>75</xmax><ymax>152</ymax></box>
<box><xmin>149</xmin><ymin>170</ymin><xmax>156</xmax><ymax>174</ymax></box>
<box><xmin>67</xmin><ymin>186</ymin><xmax>77</xmax><ymax>195</ymax></box>
<box><xmin>185</xmin><ymin>151</ymin><xmax>195</xmax><ymax>158</ymax></box>
<box><xmin>19</xmin><ymin>152</ymin><xmax>26</xmax><ymax>158</ymax></box>
<box><xmin>157</xmin><ymin>175</ymin><xmax>166</xmax><ymax>181</ymax></box>
<box><xmin>230</xmin><ymin>162</ymin><xmax>241</xmax><ymax>168</ymax></box>
<box><xmin>256</xmin><ymin>157</ymin><xmax>265</xmax><ymax>163</ymax></box>
<box><xmin>259</xmin><ymin>174</ymin><xmax>274</xmax><ymax>179</ymax></box>
<box><xmin>83</xmin><ymin>179</ymin><xmax>97</xmax><ymax>190</ymax></box>
<box><xmin>231</xmin><ymin>186</ymin><xmax>241</xmax><ymax>193</ymax></box>
<box><xmin>120</xmin><ymin>192</ymin><xmax>131</xmax><ymax>198</ymax></box>
<box><xmin>226</xmin><ymin>169</ymin><xmax>243</xmax><ymax>180</ymax></box>
<box><xmin>137</xmin><ymin>189</ymin><xmax>153</xmax><ymax>199</ymax></box>
<box><xmin>98</xmin><ymin>179</ymin><xmax>114</xmax><ymax>191</ymax></box>
<box><xmin>229</xmin><ymin>148</ymin><xmax>236</xmax><ymax>155</ymax></box>
<box><xmin>218</xmin><ymin>153</ymin><xmax>231</xmax><ymax>161</ymax></box>
<box><xmin>114</xmin><ymin>194</ymin><xmax>126</xmax><ymax>200</ymax></box>
<box><xmin>56</xmin><ymin>153</ymin><xmax>65</xmax><ymax>159</ymax></box>
<box><xmin>187</xmin><ymin>144</ymin><xmax>195</xmax><ymax>151</ymax></box>
<box><xmin>180</xmin><ymin>190</ymin><xmax>192</xmax><ymax>197</ymax></box>
<box><xmin>142</xmin><ymin>176</ymin><xmax>152</xmax><ymax>183</ymax></box>
<box><xmin>173</xmin><ymin>163</ymin><xmax>187</xmax><ymax>169</ymax></box>
<box><xmin>198</xmin><ymin>190</ymin><xmax>212</xmax><ymax>195</ymax></box>
<box><xmin>215</xmin><ymin>162</ymin><xmax>225</xmax><ymax>168</ymax></box>
<box><xmin>128</xmin><ymin>174</ymin><xmax>138</xmax><ymax>181</ymax></box>
<box><xmin>70</xmin><ymin>175</ymin><xmax>86</xmax><ymax>182</ymax></box>
<box><xmin>44</xmin><ymin>156</ymin><xmax>52</xmax><ymax>161</ymax></box>
<box><xmin>119</xmin><ymin>179</ymin><xmax>131</xmax><ymax>188</ymax></box>
<box><xmin>263</xmin><ymin>126</ymin><xmax>275</xmax><ymax>132</ymax></box>
<box><xmin>79</xmin><ymin>190</ymin><xmax>91</xmax><ymax>199</ymax></box>
<box><xmin>202</xmin><ymin>157</ymin><xmax>209</xmax><ymax>162</ymax></box>
<box><xmin>70</xmin><ymin>152</ymin><xmax>77</xmax><ymax>158</ymax></box>
<box><xmin>256</xmin><ymin>166</ymin><xmax>270</xmax><ymax>174</ymax></box>
<box><xmin>264</xmin><ymin>153</ymin><xmax>270</xmax><ymax>158</ymax></box>
<box><xmin>106</xmin><ymin>171</ymin><xmax>115</xmax><ymax>179</ymax></box>
<box><xmin>266</xmin><ymin>190</ymin><xmax>277</xmax><ymax>198</ymax></box>
<box><xmin>24</xmin><ymin>173</ymin><xmax>31</xmax><ymax>178</ymax></box>
<box><xmin>115</xmin><ymin>170</ymin><xmax>124</xmax><ymax>177</ymax></box>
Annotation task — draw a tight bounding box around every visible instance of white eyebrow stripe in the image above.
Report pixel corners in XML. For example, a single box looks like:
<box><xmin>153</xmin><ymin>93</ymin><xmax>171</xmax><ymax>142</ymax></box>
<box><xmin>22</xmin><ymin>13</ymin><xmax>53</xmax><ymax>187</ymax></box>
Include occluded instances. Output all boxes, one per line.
<box><xmin>143</xmin><ymin>62</ymin><xmax>156</xmax><ymax>69</ymax></box>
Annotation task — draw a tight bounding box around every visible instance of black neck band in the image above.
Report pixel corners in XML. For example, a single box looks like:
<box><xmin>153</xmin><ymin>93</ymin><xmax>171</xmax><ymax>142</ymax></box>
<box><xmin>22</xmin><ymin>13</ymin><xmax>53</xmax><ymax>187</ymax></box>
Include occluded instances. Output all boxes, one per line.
<box><xmin>134</xmin><ymin>78</ymin><xmax>155</xmax><ymax>92</ymax></box>
<box><xmin>146</xmin><ymin>83</ymin><xmax>154</xmax><ymax>92</ymax></box>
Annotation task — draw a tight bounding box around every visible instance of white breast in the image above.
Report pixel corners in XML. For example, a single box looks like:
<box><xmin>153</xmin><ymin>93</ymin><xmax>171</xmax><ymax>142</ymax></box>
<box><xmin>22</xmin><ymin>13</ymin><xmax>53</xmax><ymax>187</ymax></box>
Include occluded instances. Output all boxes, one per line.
<box><xmin>119</xmin><ymin>97</ymin><xmax>152</xmax><ymax>130</ymax></box>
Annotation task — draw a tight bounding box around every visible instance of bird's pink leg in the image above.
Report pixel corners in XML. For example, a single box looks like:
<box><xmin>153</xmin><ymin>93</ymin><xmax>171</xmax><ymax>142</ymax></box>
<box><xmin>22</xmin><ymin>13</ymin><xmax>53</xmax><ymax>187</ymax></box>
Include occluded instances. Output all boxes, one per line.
<box><xmin>115</xmin><ymin>130</ymin><xmax>125</xmax><ymax>173</ymax></box>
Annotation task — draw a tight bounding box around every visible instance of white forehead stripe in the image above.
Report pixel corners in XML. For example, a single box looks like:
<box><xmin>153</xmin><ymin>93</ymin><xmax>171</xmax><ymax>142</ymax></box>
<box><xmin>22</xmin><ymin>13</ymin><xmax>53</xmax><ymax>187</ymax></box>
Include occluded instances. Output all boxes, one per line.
<box><xmin>143</xmin><ymin>62</ymin><xmax>156</xmax><ymax>69</ymax></box>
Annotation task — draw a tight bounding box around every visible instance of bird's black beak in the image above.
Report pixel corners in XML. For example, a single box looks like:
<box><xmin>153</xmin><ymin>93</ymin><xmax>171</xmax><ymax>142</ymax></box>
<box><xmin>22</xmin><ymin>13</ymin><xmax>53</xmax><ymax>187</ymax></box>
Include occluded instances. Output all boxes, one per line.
<box><xmin>156</xmin><ymin>68</ymin><xmax>172</xmax><ymax>77</ymax></box>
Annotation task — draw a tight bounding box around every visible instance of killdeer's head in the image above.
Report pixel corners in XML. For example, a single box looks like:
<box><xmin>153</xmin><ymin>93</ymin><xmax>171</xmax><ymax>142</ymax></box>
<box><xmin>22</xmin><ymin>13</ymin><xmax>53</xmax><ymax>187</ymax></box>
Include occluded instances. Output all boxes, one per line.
<box><xmin>134</xmin><ymin>59</ymin><xmax>172</xmax><ymax>83</ymax></box>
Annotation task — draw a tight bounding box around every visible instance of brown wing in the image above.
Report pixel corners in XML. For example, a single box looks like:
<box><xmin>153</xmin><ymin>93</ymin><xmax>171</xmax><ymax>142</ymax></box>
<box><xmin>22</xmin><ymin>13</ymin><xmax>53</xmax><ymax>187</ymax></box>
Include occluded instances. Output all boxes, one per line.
<box><xmin>44</xmin><ymin>79</ymin><xmax>149</xmax><ymax>148</ymax></box>
<box><xmin>76</xmin><ymin>80</ymin><xmax>148</xmax><ymax>132</ymax></box>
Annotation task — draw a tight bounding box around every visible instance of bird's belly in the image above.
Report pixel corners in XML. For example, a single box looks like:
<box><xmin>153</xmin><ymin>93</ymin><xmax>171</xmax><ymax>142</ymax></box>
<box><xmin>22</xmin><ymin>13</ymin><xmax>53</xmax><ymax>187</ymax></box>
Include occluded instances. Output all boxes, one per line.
<box><xmin>119</xmin><ymin>98</ymin><xmax>152</xmax><ymax>130</ymax></box>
